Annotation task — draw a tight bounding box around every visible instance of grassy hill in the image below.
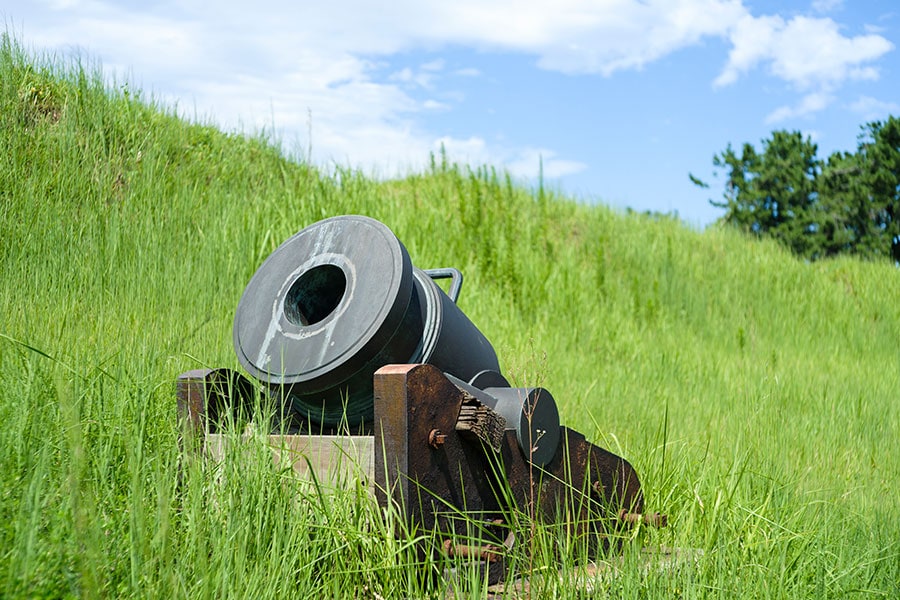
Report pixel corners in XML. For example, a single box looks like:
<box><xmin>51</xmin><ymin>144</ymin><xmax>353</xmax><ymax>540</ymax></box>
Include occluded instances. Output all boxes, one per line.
<box><xmin>2</xmin><ymin>34</ymin><xmax>899</xmax><ymax>597</ymax></box>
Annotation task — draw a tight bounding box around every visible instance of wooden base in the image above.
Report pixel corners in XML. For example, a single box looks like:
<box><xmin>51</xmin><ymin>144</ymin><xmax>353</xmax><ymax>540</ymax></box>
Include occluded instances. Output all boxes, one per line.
<box><xmin>204</xmin><ymin>433</ymin><xmax>375</xmax><ymax>491</ymax></box>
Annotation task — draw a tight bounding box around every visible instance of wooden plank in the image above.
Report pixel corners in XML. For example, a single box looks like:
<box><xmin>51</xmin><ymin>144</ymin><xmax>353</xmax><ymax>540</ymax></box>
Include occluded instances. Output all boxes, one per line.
<box><xmin>205</xmin><ymin>433</ymin><xmax>375</xmax><ymax>491</ymax></box>
<box><xmin>455</xmin><ymin>393</ymin><xmax>506</xmax><ymax>453</ymax></box>
<box><xmin>485</xmin><ymin>547</ymin><xmax>704</xmax><ymax>597</ymax></box>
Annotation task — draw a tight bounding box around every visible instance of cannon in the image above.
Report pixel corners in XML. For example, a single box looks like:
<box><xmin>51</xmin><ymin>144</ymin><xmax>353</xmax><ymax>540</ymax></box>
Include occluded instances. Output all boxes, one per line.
<box><xmin>178</xmin><ymin>215</ymin><xmax>663</xmax><ymax>585</ymax></box>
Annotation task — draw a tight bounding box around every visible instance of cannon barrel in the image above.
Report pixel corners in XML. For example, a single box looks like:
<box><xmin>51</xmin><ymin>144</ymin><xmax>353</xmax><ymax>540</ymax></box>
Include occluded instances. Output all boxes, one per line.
<box><xmin>233</xmin><ymin>215</ymin><xmax>506</xmax><ymax>427</ymax></box>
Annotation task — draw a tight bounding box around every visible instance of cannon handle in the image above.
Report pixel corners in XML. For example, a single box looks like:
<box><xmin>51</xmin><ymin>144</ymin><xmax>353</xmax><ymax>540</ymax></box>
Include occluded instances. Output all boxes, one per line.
<box><xmin>423</xmin><ymin>268</ymin><xmax>463</xmax><ymax>303</ymax></box>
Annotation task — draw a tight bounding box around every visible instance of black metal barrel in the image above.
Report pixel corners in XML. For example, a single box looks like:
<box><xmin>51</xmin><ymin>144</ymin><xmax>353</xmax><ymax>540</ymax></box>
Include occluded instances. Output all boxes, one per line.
<box><xmin>232</xmin><ymin>215</ymin><xmax>504</xmax><ymax>427</ymax></box>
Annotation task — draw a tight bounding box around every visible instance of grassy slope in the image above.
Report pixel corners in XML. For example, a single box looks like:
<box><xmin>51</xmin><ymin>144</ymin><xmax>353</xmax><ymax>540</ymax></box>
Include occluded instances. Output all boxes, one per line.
<box><xmin>1</xmin><ymin>35</ymin><xmax>899</xmax><ymax>597</ymax></box>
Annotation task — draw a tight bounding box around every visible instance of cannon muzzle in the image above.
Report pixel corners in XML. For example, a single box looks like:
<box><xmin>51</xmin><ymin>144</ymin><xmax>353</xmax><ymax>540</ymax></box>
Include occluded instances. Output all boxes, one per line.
<box><xmin>233</xmin><ymin>215</ymin><xmax>505</xmax><ymax>427</ymax></box>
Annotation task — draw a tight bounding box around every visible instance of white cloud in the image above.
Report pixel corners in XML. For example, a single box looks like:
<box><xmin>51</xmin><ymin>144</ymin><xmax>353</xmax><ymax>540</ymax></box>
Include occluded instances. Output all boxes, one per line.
<box><xmin>42</xmin><ymin>0</ymin><xmax>102</xmax><ymax>10</ymax></box>
<box><xmin>864</xmin><ymin>23</ymin><xmax>887</xmax><ymax>35</ymax></box>
<box><xmin>454</xmin><ymin>67</ymin><xmax>482</xmax><ymax>78</ymax></box>
<box><xmin>389</xmin><ymin>64</ymin><xmax>440</xmax><ymax>89</ymax></box>
<box><xmin>27</xmin><ymin>13</ymin><xmax>202</xmax><ymax>77</ymax></box>
<box><xmin>765</xmin><ymin>91</ymin><xmax>834</xmax><ymax>123</ymax></box>
<box><xmin>506</xmin><ymin>148</ymin><xmax>588</xmax><ymax>179</ymax></box>
<box><xmin>433</xmin><ymin>136</ymin><xmax>488</xmax><ymax>162</ymax></box>
<box><xmin>716</xmin><ymin>14</ymin><xmax>893</xmax><ymax>91</ymax></box>
<box><xmin>432</xmin><ymin>137</ymin><xmax>587</xmax><ymax>179</ymax></box>
<box><xmin>811</xmin><ymin>0</ymin><xmax>843</xmax><ymax>13</ymax></box>
<box><xmin>10</xmin><ymin>0</ymin><xmax>895</xmax><ymax>184</ymax></box>
<box><xmin>422</xmin><ymin>99</ymin><xmax>450</xmax><ymax>111</ymax></box>
<box><xmin>714</xmin><ymin>14</ymin><xmax>783</xmax><ymax>87</ymax></box>
<box><xmin>389</xmin><ymin>68</ymin><xmax>415</xmax><ymax>83</ymax></box>
<box><xmin>420</xmin><ymin>59</ymin><xmax>445</xmax><ymax>72</ymax></box>
<box><xmin>848</xmin><ymin>96</ymin><xmax>900</xmax><ymax>120</ymax></box>
<box><xmin>493</xmin><ymin>0</ymin><xmax>745</xmax><ymax>75</ymax></box>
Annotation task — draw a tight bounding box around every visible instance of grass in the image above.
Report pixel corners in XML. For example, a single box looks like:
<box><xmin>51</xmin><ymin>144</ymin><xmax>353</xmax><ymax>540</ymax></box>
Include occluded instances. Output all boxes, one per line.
<box><xmin>1</xmin><ymin>32</ymin><xmax>899</xmax><ymax>597</ymax></box>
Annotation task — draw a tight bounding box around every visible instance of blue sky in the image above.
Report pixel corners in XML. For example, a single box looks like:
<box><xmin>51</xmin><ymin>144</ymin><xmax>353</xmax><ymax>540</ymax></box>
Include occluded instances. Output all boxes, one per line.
<box><xmin>3</xmin><ymin>0</ymin><xmax>898</xmax><ymax>226</ymax></box>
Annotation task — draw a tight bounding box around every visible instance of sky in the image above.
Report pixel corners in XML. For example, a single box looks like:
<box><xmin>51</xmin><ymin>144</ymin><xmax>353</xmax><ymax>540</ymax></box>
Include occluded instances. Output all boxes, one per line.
<box><xmin>3</xmin><ymin>0</ymin><xmax>898</xmax><ymax>227</ymax></box>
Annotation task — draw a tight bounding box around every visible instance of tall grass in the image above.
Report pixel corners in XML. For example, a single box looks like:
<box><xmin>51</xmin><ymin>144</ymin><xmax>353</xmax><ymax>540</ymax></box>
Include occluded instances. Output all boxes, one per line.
<box><xmin>1</xmin><ymin>32</ymin><xmax>898</xmax><ymax>597</ymax></box>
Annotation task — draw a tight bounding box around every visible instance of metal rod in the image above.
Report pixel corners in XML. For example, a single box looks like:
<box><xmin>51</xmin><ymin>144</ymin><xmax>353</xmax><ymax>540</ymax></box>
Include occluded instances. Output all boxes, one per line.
<box><xmin>442</xmin><ymin>539</ymin><xmax>503</xmax><ymax>563</ymax></box>
<box><xmin>618</xmin><ymin>509</ymin><xmax>668</xmax><ymax>528</ymax></box>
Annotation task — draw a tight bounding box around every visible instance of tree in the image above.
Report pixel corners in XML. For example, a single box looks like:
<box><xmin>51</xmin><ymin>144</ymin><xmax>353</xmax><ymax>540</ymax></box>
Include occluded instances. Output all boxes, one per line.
<box><xmin>857</xmin><ymin>118</ymin><xmax>900</xmax><ymax>262</ymax></box>
<box><xmin>707</xmin><ymin>131</ymin><xmax>822</xmax><ymax>259</ymax></box>
<box><xmin>817</xmin><ymin>149</ymin><xmax>866</xmax><ymax>257</ymax></box>
<box><xmin>697</xmin><ymin>116</ymin><xmax>900</xmax><ymax>263</ymax></box>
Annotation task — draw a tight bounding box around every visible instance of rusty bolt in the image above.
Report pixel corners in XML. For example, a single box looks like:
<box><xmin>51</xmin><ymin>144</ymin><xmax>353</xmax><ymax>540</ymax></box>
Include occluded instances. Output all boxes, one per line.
<box><xmin>428</xmin><ymin>428</ymin><xmax>447</xmax><ymax>449</ymax></box>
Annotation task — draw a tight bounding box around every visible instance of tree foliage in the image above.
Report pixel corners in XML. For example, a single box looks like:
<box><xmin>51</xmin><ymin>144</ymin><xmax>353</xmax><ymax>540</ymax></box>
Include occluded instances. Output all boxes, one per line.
<box><xmin>697</xmin><ymin>116</ymin><xmax>900</xmax><ymax>262</ymax></box>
